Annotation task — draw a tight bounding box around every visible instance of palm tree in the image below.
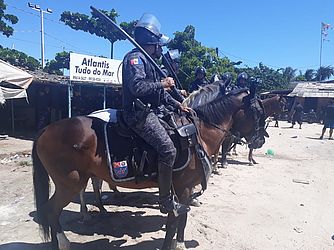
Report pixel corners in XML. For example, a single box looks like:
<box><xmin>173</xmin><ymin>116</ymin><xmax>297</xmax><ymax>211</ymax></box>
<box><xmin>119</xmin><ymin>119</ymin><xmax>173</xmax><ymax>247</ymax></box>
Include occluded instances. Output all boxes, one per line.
<box><xmin>316</xmin><ymin>66</ymin><xmax>334</xmax><ymax>81</ymax></box>
<box><xmin>304</xmin><ymin>69</ymin><xmax>315</xmax><ymax>81</ymax></box>
<box><xmin>282</xmin><ymin>67</ymin><xmax>297</xmax><ymax>83</ymax></box>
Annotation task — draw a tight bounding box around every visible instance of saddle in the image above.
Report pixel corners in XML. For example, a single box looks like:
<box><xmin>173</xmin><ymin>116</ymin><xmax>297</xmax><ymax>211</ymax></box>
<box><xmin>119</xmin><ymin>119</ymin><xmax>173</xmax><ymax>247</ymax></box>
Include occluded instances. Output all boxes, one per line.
<box><xmin>88</xmin><ymin>108</ymin><xmax>200</xmax><ymax>183</ymax></box>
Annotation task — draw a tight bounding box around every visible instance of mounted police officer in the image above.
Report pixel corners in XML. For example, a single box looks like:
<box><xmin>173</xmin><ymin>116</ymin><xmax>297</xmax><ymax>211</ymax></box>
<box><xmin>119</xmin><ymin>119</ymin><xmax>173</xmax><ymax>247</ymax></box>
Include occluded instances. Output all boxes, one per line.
<box><xmin>221</xmin><ymin>72</ymin><xmax>232</xmax><ymax>91</ymax></box>
<box><xmin>122</xmin><ymin>13</ymin><xmax>190</xmax><ymax>216</ymax></box>
<box><xmin>248</xmin><ymin>77</ymin><xmax>266</xmax><ymax>147</ymax></box>
<box><xmin>236</xmin><ymin>72</ymin><xmax>248</xmax><ymax>88</ymax></box>
<box><xmin>162</xmin><ymin>49</ymin><xmax>187</xmax><ymax>101</ymax></box>
<box><xmin>234</xmin><ymin>72</ymin><xmax>266</xmax><ymax>148</ymax></box>
<box><xmin>188</xmin><ymin>66</ymin><xmax>208</xmax><ymax>93</ymax></box>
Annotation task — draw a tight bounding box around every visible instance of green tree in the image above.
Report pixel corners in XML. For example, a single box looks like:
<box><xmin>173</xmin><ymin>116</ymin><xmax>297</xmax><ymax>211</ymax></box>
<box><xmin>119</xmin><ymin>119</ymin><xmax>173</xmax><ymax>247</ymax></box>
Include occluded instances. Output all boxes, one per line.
<box><xmin>304</xmin><ymin>69</ymin><xmax>315</xmax><ymax>81</ymax></box>
<box><xmin>282</xmin><ymin>67</ymin><xmax>297</xmax><ymax>83</ymax></box>
<box><xmin>0</xmin><ymin>46</ymin><xmax>40</xmax><ymax>70</ymax></box>
<box><xmin>60</xmin><ymin>9</ymin><xmax>136</xmax><ymax>58</ymax></box>
<box><xmin>43</xmin><ymin>51</ymin><xmax>70</xmax><ymax>75</ymax></box>
<box><xmin>168</xmin><ymin>25</ymin><xmax>200</xmax><ymax>52</ymax></box>
<box><xmin>236</xmin><ymin>63</ymin><xmax>290</xmax><ymax>92</ymax></box>
<box><xmin>316</xmin><ymin>66</ymin><xmax>334</xmax><ymax>81</ymax></box>
<box><xmin>294</xmin><ymin>70</ymin><xmax>306</xmax><ymax>81</ymax></box>
<box><xmin>168</xmin><ymin>25</ymin><xmax>236</xmax><ymax>89</ymax></box>
<box><xmin>0</xmin><ymin>0</ymin><xmax>18</xmax><ymax>37</ymax></box>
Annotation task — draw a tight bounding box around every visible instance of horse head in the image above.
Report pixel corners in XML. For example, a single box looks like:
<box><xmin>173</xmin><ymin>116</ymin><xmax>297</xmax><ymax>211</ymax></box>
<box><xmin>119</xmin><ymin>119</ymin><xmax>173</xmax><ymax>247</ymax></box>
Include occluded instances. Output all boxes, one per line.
<box><xmin>183</xmin><ymin>83</ymin><xmax>247</xmax><ymax>155</ymax></box>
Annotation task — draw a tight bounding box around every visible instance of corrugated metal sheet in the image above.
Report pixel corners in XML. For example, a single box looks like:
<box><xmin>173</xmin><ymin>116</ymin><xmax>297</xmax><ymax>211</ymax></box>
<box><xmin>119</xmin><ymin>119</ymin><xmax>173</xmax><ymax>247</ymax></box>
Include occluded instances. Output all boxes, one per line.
<box><xmin>288</xmin><ymin>82</ymin><xmax>334</xmax><ymax>98</ymax></box>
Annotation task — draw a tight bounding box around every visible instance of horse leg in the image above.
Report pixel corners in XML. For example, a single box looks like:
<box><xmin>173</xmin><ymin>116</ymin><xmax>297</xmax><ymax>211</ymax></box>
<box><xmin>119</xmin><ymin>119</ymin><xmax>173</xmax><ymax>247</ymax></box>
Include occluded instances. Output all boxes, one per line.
<box><xmin>47</xmin><ymin>172</ymin><xmax>89</xmax><ymax>250</ymax></box>
<box><xmin>232</xmin><ymin>144</ymin><xmax>238</xmax><ymax>155</ymax></box>
<box><xmin>162</xmin><ymin>213</ymin><xmax>180</xmax><ymax>250</ymax></box>
<box><xmin>79</xmin><ymin>184</ymin><xmax>92</xmax><ymax>223</ymax></box>
<box><xmin>174</xmin><ymin>187</ymin><xmax>192</xmax><ymax>250</ymax></box>
<box><xmin>220</xmin><ymin>141</ymin><xmax>229</xmax><ymax>168</ymax></box>
<box><xmin>175</xmin><ymin>213</ymin><xmax>187</xmax><ymax>250</ymax></box>
<box><xmin>45</xmin><ymin>192</ymin><xmax>71</xmax><ymax>250</ymax></box>
<box><xmin>248</xmin><ymin>148</ymin><xmax>257</xmax><ymax>165</ymax></box>
<box><xmin>211</xmin><ymin>151</ymin><xmax>222</xmax><ymax>175</ymax></box>
<box><xmin>91</xmin><ymin>177</ymin><xmax>107</xmax><ymax>214</ymax></box>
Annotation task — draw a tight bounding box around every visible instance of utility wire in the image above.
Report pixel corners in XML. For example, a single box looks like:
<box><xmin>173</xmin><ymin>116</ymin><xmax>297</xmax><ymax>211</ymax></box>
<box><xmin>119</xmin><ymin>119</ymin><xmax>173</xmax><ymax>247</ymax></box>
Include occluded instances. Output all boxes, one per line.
<box><xmin>6</xmin><ymin>3</ymin><xmax>94</xmax><ymax>54</ymax></box>
<box><xmin>5</xmin><ymin>36</ymin><xmax>67</xmax><ymax>50</ymax></box>
<box><xmin>44</xmin><ymin>32</ymin><xmax>96</xmax><ymax>55</ymax></box>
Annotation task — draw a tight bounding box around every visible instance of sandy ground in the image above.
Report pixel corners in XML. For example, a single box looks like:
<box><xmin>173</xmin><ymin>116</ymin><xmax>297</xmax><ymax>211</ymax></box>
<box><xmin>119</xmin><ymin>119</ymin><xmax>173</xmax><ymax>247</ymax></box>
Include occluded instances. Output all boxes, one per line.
<box><xmin>0</xmin><ymin>121</ymin><xmax>334</xmax><ymax>250</ymax></box>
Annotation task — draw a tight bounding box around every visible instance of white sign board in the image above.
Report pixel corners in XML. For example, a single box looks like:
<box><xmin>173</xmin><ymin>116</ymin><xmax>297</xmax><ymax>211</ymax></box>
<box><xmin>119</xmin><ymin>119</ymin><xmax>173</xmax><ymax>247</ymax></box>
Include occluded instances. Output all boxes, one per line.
<box><xmin>70</xmin><ymin>53</ymin><xmax>122</xmax><ymax>84</ymax></box>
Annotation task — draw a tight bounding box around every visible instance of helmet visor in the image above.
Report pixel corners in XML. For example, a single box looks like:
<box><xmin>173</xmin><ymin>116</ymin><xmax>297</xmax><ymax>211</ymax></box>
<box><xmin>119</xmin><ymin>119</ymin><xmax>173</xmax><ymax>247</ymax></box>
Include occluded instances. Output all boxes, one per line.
<box><xmin>159</xmin><ymin>34</ymin><xmax>171</xmax><ymax>46</ymax></box>
<box><xmin>168</xmin><ymin>49</ymin><xmax>180</xmax><ymax>60</ymax></box>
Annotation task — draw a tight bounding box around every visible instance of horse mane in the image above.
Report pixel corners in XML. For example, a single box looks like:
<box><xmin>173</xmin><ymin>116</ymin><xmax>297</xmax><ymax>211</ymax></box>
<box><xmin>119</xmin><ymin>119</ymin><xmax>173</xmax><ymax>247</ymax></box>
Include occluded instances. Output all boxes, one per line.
<box><xmin>183</xmin><ymin>83</ymin><xmax>235</xmax><ymax>125</ymax></box>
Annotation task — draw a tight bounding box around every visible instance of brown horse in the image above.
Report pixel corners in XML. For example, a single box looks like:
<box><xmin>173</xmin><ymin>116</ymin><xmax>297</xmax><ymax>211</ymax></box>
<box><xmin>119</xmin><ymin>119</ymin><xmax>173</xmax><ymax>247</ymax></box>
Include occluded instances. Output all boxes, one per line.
<box><xmin>79</xmin><ymin>177</ymin><xmax>121</xmax><ymax>222</ymax></box>
<box><xmin>32</xmin><ymin>84</ymin><xmax>248</xmax><ymax>250</ymax></box>
<box><xmin>219</xmin><ymin>95</ymin><xmax>286</xmax><ymax>166</ymax></box>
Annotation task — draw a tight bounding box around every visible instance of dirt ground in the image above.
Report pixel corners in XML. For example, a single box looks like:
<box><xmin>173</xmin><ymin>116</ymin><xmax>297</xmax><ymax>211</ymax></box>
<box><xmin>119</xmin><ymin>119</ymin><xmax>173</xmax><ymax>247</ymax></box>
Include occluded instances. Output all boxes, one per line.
<box><xmin>0</xmin><ymin>121</ymin><xmax>334</xmax><ymax>250</ymax></box>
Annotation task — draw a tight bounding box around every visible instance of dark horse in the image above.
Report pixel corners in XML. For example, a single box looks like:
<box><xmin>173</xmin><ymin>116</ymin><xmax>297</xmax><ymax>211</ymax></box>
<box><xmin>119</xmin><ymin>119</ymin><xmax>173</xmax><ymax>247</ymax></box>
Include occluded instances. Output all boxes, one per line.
<box><xmin>218</xmin><ymin>95</ymin><xmax>286</xmax><ymax>166</ymax></box>
<box><xmin>32</xmin><ymin>84</ymin><xmax>247</xmax><ymax>250</ymax></box>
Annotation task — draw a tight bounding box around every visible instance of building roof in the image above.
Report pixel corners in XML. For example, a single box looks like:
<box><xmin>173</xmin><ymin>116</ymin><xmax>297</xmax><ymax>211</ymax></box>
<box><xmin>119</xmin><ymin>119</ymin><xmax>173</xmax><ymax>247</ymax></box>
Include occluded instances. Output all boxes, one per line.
<box><xmin>288</xmin><ymin>82</ymin><xmax>334</xmax><ymax>98</ymax></box>
<box><xmin>0</xmin><ymin>59</ymin><xmax>34</xmax><ymax>104</ymax></box>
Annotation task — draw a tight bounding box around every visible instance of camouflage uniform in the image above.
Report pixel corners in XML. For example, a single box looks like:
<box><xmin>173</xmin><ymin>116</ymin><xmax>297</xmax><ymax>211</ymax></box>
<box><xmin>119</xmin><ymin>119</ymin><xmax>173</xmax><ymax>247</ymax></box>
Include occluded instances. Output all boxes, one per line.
<box><xmin>122</xmin><ymin>48</ymin><xmax>180</xmax><ymax>167</ymax></box>
<box><xmin>122</xmin><ymin>41</ymin><xmax>189</xmax><ymax>215</ymax></box>
<box><xmin>122</xmin><ymin>13</ymin><xmax>190</xmax><ymax>216</ymax></box>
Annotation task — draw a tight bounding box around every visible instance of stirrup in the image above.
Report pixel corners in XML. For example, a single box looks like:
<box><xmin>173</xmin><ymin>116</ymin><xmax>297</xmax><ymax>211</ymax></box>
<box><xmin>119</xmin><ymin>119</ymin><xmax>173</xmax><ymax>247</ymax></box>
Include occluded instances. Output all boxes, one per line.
<box><xmin>160</xmin><ymin>195</ymin><xmax>190</xmax><ymax>217</ymax></box>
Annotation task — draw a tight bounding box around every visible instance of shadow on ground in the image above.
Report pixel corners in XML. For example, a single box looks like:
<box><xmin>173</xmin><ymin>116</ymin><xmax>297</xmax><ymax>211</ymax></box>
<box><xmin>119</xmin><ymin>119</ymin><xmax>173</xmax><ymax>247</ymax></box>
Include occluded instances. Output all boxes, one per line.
<box><xmin>72</xmin><ymin>190</ymin><xmax>160</xmax><ymax>210</ymax></box>
<box><xmin>0</xmin><ymin>236</ymin><xmax>199</xmax><ymax>250</ymax></box>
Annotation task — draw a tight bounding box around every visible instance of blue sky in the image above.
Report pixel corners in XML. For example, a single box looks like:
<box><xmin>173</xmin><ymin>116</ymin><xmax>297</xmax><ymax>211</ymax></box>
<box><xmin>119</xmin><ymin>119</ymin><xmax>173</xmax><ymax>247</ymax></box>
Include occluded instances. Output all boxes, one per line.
<box><xmin>1</xmin><ymin>0</ymin><xmax>334</xmax><ymax>74</ymax></box>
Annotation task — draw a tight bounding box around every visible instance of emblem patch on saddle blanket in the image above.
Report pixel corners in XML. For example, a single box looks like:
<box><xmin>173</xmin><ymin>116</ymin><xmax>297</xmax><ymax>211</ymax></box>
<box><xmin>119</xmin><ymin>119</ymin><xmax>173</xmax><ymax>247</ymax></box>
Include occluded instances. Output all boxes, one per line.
<box><xmin>113</xmin><ymin>160</ymin><xmax>129</xmax><ymax>178</ymax></box>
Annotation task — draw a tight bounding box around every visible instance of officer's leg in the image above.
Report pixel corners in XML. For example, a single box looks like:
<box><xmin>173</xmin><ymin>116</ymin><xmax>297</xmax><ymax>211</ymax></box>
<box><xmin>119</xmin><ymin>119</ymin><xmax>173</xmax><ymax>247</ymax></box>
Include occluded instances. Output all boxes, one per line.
<box><xmin>132</xmin><ymin>113</ymin><xmax>189</xmax><ymax>216</ymax></box>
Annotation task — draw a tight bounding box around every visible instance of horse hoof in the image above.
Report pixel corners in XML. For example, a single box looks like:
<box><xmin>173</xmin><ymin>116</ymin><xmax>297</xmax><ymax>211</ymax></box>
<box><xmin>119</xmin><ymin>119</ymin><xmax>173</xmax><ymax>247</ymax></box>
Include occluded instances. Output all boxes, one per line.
<box><xmin>221</xmin><ymin>162</ymin><xmax>228</xmax><ymax>169</ymax></box>
<box><xmin>175</xmin><ymin>241</ymin><xmax>186</xmax><ymax>250</ymax></box>
<box><xmin>212</xmin><ymin>169</ymin><xmax>222</xmax><ymax>175</ymax></box>
<box><xmin>190</xmin><ymin>198</ymin><xmax>201</xmax><ymax>207</ymax></box>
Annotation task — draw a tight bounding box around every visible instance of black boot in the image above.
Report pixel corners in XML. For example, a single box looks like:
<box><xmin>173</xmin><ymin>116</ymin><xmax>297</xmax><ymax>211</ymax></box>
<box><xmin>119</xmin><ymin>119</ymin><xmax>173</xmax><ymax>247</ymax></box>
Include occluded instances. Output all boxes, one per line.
<box><xmin>158</xmin><ymin>164</ymin><xmax>190</xmax><ymax>217</ymax></box>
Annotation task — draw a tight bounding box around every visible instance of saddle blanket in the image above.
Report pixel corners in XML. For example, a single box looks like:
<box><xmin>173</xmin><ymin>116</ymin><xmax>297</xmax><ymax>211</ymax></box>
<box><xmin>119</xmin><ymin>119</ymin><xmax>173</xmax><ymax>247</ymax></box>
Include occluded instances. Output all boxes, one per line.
<box><xmin>87</xmin><ymin>109</ymin><xmax>118</xmax><ymax>123</ymax></box>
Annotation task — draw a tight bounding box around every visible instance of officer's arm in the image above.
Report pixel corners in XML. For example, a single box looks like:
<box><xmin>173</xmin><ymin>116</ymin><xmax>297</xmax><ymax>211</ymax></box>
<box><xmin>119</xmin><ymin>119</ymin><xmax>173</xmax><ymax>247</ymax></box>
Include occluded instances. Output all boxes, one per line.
<box><xmin>161</xmin><ymin>89</ymin><xmax>181</xmax><ymax>109</ymax></box>
<box><xmin>126</xmin><ymin>58</ymin><xmax>163</xmax><ymax>97</ymax></box>
<box><xmin>169</xmin><ymin>87</ymin><xmax>184</xmax><ymax>102</ymax></box>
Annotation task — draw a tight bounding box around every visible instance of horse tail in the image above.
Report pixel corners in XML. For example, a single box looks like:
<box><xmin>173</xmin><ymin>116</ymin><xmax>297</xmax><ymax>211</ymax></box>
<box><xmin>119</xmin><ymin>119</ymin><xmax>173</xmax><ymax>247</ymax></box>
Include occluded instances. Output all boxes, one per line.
<box><xmin>32</xmin><ymin>129</ymin><xmax>50</xmax><ymax>241</ymax></box>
